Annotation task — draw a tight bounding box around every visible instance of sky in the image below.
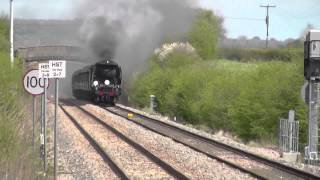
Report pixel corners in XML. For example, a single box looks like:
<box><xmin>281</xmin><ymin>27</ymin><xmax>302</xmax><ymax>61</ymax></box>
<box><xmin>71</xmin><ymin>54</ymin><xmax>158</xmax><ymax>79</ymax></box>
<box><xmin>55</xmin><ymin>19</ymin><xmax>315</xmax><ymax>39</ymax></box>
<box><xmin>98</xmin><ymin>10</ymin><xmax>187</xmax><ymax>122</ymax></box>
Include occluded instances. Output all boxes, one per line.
<box><xmin>0</xmin><ymin>0</ymin><xmax>319</xmax><ymax>40</ymax></box>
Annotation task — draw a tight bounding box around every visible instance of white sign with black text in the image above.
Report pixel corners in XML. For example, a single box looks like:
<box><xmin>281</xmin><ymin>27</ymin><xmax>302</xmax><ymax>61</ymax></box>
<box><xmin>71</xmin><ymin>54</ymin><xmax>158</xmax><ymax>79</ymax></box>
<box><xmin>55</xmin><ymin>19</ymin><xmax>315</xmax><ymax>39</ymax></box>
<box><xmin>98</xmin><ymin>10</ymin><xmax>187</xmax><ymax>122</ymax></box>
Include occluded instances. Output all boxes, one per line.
<box><xmin>39</xmin><ymin>63</ymin><xmax>50</xmax><ymax>78</ymax></box>
<box><xmin>49</xmin><ymin>60</ymin><xmax>66</xmax><ymax>78</ymax></box>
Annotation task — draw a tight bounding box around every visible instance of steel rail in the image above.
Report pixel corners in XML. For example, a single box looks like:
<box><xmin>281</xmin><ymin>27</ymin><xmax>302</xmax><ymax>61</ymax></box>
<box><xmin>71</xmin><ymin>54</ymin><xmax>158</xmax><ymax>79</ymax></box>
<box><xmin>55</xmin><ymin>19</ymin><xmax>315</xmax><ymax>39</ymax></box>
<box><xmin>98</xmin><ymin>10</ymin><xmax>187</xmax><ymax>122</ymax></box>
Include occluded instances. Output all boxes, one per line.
<box><xmin>59</xmin><ymin>104</ymin><xmax>130</xmax><ymax>180</ymax></box>
<box><xmin>108</xmin><ymin>105</ymin><xmax>320</xmax><ymax>180</ymax></box>
<box><xmin>62</xmin><ymin>100</ymin><xmax>190</xmax><ymax>180</ymax></box>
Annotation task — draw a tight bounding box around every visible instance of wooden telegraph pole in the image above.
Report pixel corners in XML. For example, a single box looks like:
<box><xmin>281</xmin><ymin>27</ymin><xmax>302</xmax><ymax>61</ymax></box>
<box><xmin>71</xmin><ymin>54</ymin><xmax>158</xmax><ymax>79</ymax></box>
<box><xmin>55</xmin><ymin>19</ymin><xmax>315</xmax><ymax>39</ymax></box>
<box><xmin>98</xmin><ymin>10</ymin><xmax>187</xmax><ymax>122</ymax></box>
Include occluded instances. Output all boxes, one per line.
<box><xmin>260</xmin><ymin>4</ymin><xmax>276</xmax><ymax>48</ymax></box>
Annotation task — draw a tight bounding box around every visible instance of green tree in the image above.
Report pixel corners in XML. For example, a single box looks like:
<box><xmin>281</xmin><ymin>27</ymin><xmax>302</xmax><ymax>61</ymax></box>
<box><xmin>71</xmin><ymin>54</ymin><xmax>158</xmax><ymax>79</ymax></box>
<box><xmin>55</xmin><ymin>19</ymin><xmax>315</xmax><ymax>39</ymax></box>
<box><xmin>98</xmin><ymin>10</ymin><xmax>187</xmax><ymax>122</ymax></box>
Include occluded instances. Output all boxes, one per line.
<box><xmin>188</xmin><ymin>10</ymin><xmax>224</xmax><ymax>60</ymax></box>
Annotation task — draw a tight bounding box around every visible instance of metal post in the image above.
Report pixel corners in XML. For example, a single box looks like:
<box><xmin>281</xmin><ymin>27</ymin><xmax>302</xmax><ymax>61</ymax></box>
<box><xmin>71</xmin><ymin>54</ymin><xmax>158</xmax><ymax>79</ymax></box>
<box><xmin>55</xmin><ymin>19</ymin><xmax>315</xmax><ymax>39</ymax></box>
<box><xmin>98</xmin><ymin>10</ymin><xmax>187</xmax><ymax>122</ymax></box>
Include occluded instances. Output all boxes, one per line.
<box><xmin>40</xmin><ymin>94</ymin><xmax>44</xmax><ymax>158</ymax></box>
<box><xmin>43</xmin><ymin>78</ymin><xmax>47</xmax><ymax>173</ymax></box>
<box><xmin>308</xmin><ymin>79</ymin><xmax>319</xmax><ymax>161</ymax></box>
<box><xmin>54</xmin><ymin>78</ymin><xmax>59</xmax><ymax>180</ymax></box>
<box><xmin>32</xmin><ymin>96</ymin><xmax>35</xmax><ymax>151</ymax></box>
<box><xmin>150</xmin><ymin>95</ymin><xmax>156</xmax><ymax>112</ymax></box>
<box><xmin>288</xmin><ymin>110</ymin><xmax>295</xmax><ymax>152</ymax></box>
<box><xmin>9</xmin><ymin>0</ymin><xmax>14</xmax><ymax>66</ymax></box>
<box><xmin>308</xmin><ymin>80</ymin><xmax>312</xmax><ymax>162</ymax></box>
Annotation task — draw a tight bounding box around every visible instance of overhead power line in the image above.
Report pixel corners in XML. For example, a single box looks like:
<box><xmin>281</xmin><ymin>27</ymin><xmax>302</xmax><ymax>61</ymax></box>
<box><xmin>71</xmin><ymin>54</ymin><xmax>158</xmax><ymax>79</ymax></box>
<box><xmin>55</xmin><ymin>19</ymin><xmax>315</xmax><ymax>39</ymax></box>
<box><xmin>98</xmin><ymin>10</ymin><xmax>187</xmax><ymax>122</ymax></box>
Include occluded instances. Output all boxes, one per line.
<box><xmin>224</xmin><ymin>17</ymin><xmax>264</xmax><ymax>21</ymax></box>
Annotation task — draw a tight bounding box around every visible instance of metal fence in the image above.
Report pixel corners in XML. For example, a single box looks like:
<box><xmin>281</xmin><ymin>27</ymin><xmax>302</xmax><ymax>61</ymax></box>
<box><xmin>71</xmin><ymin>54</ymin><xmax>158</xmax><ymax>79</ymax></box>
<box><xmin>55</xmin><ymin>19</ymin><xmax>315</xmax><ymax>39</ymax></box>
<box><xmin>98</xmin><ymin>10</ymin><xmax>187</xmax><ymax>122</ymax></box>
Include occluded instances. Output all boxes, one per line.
<box><xmin>279</xmin><ymin>118</ymin><xmax>299</xmax><ymax>153</ymax></box>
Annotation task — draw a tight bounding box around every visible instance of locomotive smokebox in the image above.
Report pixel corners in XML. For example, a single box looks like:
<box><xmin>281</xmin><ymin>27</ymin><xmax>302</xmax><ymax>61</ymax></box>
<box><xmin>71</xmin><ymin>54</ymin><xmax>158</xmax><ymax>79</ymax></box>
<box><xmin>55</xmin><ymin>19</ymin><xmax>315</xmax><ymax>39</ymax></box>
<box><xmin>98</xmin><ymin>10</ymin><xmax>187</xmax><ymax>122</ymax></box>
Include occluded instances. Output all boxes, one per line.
<box><xmin>304</xmin><ymin>30</ymin><xmax>320</xmax><ymax>80</ymax></box>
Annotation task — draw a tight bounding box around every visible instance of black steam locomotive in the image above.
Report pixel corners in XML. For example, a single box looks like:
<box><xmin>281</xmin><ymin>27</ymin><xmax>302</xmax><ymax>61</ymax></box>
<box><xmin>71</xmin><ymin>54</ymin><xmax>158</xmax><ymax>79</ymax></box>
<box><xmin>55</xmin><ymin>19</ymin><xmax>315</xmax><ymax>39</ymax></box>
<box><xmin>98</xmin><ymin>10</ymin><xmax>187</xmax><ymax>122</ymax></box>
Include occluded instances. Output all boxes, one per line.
<box><xmin>72</xmin><ymin>60</ymin><xmax>122</xmax><ymax>104</ymax></box>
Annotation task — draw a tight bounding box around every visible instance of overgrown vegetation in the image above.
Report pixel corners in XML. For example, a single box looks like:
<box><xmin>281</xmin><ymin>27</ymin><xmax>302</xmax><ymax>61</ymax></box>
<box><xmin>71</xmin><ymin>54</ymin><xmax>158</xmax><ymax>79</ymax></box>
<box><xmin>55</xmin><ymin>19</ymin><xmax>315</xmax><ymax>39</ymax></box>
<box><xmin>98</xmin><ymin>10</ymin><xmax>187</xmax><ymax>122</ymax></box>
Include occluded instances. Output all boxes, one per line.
<box><xmin>130</xmin><ymin>55</ymin><xmax>307</xmax><ymax>142</ymax></box>
<box><xmin>0</xmin><ymin>16</ymin><xmax>36</xmax><ymax>179</ymax></box>
<box><xmin>129</xmin><ymin>10</ymin><xmax>308</xmax><ymax>144</ymax></box>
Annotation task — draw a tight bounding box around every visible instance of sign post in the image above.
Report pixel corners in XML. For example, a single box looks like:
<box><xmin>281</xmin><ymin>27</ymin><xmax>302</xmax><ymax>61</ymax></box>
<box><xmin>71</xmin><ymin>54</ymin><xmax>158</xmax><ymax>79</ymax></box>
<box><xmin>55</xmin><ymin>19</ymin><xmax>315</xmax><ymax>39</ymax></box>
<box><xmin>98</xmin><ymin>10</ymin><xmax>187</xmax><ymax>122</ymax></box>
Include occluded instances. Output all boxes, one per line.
<box><xmin>49</xmin><ymin>60</ymin><xmax>66</xmax><ymax>180</ymax></box>
<box><xmin>23</xmin><ymin>69</ymin><xmax>48</xmax><ymax>162</ymax></box>
<box><xmin>39</xmin><ymin>63</ymin><xmax>49</xmax><ymax>172</ymax></box>
<box><xmin>40</xmin><ymin>94</ymin><xmax>44</xmax><ymax>158</ymax></box>
<box><xmin>32</xmin><ymin>96</ymin><xmax>35</xmax><ymax>151</ymax></box>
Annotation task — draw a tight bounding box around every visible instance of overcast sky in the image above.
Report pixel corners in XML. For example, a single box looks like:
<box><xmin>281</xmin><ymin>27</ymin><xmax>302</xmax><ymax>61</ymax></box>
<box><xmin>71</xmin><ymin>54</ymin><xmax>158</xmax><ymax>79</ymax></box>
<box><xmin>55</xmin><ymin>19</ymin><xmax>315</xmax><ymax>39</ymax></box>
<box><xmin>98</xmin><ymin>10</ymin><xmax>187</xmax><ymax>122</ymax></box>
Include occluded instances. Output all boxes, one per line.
<box><xmin>0</xmin><ymin>0</ymin><xmax>319</xmax><ymax>40</ymax></box>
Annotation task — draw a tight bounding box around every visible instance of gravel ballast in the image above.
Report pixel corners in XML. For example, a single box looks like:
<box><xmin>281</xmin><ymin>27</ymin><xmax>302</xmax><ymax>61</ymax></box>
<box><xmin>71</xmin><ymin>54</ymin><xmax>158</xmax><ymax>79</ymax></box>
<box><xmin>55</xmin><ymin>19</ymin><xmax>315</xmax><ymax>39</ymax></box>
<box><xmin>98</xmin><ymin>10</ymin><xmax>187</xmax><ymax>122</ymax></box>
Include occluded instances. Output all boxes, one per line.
<box><xmin>79</xmin><ymin>101</ymin><xmax>256</xmax><ymax>179</ymax></box>
<box><xmin>62</xmin><ymin>105</ymin><xmax>173</xmax><ymax>179</ymax></box>
<box><xmin>46</xmin><ymin>98</ymin><xmax>320</xmax><ymax>178</ymax></box>
<box><xmin>47</xmin><ymin>103</ymin><xmax>118</xmax><ymax>180</ymax></box>
<box><xmin>116</xmin><ymin>104</ymin><xmax>320</xmax><ymax>176</ymax></box>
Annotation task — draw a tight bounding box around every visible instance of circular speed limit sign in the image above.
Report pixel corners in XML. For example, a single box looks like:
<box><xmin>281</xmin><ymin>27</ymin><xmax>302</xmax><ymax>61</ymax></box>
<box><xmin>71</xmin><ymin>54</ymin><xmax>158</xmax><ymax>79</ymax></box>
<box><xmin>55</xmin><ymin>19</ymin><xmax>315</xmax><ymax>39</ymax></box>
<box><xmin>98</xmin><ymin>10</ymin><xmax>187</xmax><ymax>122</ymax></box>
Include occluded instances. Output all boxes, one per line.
<box><xmin>23</xmin><ymin>69</ymin><xmax>49</xmax><ymax>95</ymax></box>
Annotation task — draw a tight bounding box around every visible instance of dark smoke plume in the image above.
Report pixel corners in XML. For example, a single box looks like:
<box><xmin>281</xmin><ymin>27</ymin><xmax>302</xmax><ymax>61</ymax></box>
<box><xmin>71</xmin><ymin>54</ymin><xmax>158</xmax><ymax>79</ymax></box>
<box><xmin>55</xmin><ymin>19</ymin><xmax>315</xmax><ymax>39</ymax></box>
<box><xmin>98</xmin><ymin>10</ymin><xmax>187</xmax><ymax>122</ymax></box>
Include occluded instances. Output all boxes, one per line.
<box><xmin>73</xmin><ymin>0</ymin><xmax>199</xmax><ymax>102</ymax></box>
<box><xmin>75</xmin><ymin>0</ymin><xmax>198</xmax><ymax>72</ymax></box>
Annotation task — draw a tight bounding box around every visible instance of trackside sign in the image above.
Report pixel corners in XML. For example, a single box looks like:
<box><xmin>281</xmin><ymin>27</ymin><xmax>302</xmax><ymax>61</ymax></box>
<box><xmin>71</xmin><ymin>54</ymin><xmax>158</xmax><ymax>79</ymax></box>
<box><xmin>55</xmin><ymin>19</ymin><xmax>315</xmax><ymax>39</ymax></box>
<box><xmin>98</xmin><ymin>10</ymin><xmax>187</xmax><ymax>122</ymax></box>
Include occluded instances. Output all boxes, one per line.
<box><xmin>49</xmin><ymin>60</ymin><xmax>66</xmax><ymax>78</ymax></box>
<box><xmin>39</xmin><ymin>63</ymin><xmax>50</xmax><ymax>78</ymax></box>
<box><xmin>23</xmin><ymin>69</ymin><xmax>49</xmax><ymax>95</ymax></box>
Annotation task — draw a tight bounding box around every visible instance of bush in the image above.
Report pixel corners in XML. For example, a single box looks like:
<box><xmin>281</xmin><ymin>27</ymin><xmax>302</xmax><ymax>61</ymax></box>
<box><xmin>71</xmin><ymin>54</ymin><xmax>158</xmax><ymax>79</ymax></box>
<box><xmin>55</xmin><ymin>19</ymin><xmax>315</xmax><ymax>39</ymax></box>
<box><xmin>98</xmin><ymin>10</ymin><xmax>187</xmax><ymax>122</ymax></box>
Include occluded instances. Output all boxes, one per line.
<box><xmin>129</xmin><ymin>49</ymin><xmax>201</xmax><ymax>109</ymax></box>
<box><xmin>130</xmin><ymin>54</ymin><xmax>307</xmax><ymax>142</ymax></box>
<box><xmin>228</xmin><ymin>61</ymin><xmax>306</xmax><ymax>141</ymax></box>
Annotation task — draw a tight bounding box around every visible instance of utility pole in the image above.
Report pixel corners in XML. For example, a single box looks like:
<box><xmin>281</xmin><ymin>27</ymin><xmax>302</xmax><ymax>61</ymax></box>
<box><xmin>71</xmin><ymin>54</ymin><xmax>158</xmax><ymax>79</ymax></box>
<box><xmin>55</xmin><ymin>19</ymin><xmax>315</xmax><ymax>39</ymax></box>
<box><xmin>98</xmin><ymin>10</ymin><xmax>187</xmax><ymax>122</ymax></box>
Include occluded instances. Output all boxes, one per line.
<box><xmin>260</xmin><ymin>4</ymin><xmax>276</xmax><ymax>48</ymax></box>
<box><xmin>10</xmin><ymin>0</ymin><xmax>14</xmax><ymax>66</ymax></box>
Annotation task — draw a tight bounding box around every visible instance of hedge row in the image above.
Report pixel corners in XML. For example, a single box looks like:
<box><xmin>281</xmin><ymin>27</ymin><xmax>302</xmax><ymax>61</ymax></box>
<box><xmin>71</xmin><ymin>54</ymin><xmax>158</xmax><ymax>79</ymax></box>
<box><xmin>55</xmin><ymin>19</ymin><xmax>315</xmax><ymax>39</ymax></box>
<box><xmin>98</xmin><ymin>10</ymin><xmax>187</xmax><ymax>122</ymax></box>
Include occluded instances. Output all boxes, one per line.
<box><xmin>218</xmin><ymin>48</ymin><xmax>303</xmax><ymax>62</ymax></box>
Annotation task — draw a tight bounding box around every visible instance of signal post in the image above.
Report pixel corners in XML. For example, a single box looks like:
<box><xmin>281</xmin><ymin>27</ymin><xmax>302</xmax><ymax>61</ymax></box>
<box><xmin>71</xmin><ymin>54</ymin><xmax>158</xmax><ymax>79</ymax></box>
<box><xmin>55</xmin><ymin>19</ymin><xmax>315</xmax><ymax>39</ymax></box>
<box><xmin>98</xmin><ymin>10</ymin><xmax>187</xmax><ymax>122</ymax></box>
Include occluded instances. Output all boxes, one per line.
<box><xmin>304</xmin><ymin>30</ymin><xmax>320</xmax><ymax>164</ymax></box>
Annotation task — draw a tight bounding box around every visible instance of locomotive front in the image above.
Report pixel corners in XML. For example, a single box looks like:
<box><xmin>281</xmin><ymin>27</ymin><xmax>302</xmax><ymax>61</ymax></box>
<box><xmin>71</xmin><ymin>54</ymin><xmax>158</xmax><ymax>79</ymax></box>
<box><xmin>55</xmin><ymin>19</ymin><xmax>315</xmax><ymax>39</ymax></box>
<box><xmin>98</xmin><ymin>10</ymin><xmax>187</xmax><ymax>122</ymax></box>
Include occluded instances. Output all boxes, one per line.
<box><xmin>91</xmin><ymin>61</ymin><xmax>122</xmax><ymax>104</ymax></box>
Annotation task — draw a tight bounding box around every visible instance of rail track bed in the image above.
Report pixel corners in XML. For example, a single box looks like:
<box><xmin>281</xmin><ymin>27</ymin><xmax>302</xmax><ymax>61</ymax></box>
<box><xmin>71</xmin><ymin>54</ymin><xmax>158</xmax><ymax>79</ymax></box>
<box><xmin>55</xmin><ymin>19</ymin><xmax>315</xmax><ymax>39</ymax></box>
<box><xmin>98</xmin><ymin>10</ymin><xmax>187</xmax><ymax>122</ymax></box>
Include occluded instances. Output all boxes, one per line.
<box><xmin>61</xmin><ymin>99</ymin><xmax>259</xmax><ymax>179</ymax></box>
<box><xmin>59</xmin><ymin>100</ymin><xmax>188</xmax><ymax>179</ymax></box>
<box><xmin>103</xmin><ymin>104</ymin><xmax>320</xmax><ymax>180</ymax></box>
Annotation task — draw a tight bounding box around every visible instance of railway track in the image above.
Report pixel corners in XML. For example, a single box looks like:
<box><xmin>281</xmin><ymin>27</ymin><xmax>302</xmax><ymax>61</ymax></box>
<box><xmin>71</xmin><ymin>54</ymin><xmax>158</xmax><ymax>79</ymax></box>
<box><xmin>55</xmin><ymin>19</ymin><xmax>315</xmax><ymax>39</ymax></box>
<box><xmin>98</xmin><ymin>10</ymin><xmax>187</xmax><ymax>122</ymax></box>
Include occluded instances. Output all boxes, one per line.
<box><xmin>103</xmin><ymin>105</ymin><xmax>320</xmax><ymax>180</ymax></box>
<box><xmin>59</xmin><ymin>100</ymin><xmax>189</xmax><ymax>179</ymax></box>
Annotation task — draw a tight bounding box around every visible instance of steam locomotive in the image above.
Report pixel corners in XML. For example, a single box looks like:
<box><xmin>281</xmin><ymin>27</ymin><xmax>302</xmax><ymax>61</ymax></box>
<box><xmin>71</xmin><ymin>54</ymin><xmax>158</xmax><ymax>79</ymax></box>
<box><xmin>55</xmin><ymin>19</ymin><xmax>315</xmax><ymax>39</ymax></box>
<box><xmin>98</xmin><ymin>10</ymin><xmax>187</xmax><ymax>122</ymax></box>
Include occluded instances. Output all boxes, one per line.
<box><xmin>72</xmin><ymin>60</ymin><xmax>122</xmax><ymax>104</ymax></box>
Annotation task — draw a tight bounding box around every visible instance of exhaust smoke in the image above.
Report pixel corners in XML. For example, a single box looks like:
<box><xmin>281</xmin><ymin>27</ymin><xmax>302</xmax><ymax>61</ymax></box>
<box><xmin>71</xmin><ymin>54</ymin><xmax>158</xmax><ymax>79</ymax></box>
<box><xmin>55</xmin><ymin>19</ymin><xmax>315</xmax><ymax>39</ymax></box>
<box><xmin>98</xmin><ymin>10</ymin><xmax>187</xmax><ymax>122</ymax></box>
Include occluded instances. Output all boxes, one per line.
<box><xmin>70</xmin><ymin>0</ymin><xmax>199</xmax><ymax>102</ymax></box>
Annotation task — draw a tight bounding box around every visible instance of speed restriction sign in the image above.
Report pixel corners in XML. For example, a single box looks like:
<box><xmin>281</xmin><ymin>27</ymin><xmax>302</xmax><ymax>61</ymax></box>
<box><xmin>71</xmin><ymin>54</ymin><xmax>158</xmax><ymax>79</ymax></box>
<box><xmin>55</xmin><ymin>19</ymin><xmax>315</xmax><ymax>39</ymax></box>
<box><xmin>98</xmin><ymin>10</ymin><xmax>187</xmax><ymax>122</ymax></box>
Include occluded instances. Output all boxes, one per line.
<box><xmin>23</xmin><ymin>69</ymin><xmax>49</xmax><ymax>95</ymax></box>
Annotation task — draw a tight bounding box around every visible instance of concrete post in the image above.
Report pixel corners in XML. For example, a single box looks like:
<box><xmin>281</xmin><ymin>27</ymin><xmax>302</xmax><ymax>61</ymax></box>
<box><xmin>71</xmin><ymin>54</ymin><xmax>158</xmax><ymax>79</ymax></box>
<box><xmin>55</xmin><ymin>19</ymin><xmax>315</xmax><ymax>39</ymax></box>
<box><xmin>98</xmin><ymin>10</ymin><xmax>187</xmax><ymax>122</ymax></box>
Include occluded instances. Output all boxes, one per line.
<box><xmin>150</xmin><ymin>95</ymin><xmax>156</xmax><ymax>112</ymax></box>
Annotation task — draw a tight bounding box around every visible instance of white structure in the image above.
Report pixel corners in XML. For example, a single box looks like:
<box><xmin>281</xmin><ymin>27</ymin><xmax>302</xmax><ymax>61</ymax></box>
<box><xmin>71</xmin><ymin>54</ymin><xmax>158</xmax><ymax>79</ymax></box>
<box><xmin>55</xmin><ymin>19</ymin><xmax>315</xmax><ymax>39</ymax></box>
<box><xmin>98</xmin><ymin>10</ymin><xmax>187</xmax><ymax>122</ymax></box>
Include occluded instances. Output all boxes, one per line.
<box><xmin>10</xmin><ymin>0</ymin><xmax>14</xmax><ymax>66</ymax></box>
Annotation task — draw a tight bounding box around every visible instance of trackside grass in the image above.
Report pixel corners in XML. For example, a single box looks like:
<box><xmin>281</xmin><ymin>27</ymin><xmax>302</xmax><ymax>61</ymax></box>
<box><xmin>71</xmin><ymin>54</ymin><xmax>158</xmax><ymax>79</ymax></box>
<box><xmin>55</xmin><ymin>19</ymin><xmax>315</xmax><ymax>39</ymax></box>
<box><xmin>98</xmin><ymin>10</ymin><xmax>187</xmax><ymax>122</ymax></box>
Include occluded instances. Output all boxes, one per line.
<box><xmin>0</xmin><ymin>52</ymin><xmax>39</xmax><ymax>179</ymax></box>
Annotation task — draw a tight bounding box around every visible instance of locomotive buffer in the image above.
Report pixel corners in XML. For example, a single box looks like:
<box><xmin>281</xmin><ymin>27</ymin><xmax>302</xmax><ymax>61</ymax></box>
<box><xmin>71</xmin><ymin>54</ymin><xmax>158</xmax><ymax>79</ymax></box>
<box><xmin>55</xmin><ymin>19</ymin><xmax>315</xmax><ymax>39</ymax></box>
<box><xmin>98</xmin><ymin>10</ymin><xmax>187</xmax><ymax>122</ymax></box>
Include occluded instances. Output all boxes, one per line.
<box><xmin>304</xmin><ymin>29</ymin><xmax>320</xmax><ymax>164</ymax></box>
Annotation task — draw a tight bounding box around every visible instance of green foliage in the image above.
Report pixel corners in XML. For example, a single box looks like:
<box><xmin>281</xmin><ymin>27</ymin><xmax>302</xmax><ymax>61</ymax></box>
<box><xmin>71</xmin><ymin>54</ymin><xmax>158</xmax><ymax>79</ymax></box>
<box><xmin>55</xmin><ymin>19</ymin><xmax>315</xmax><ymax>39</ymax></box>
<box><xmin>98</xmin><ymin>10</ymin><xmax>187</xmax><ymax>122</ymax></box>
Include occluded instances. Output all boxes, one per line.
<box><xmin>188</xmin><ymin>10</ymin><xmax>223</xmax><ymax>60</ymax></box>
<box><xmin>130</xmin><ymin>53</ymin><xmax>307</xmax><ymax>142</ymax></box>
<box><xmin>0</xmin><ymin>18</ymin><xmax>36</xmax><ymax>178</ymax></box>
<box><xmin>130</xmin><ymin>51</ymin><xmax>201</xmax><ymax>109</ymax></box>
<box><xmin>0</xmin><ymin>16</ymin><xmax>9</xmax><ymax>52</ymax></box>
<box><xmin>228</xmin><ymin>61</ymin><xmax>306</xmax><ymax>141</ymax></box>
<box><xmin>0</xmin><ymin>52</ymin><xmax>24</xmax><ymax>163</ymax></box>
<box><xmin>219</xmin><ymin>48</ymin><xmax>303</xmax><ymax>62</ymax></box>
<box><xmin>0</xmin><ymin>17</ymin><xmax>25</xmax><ymax>164</ymax></box>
